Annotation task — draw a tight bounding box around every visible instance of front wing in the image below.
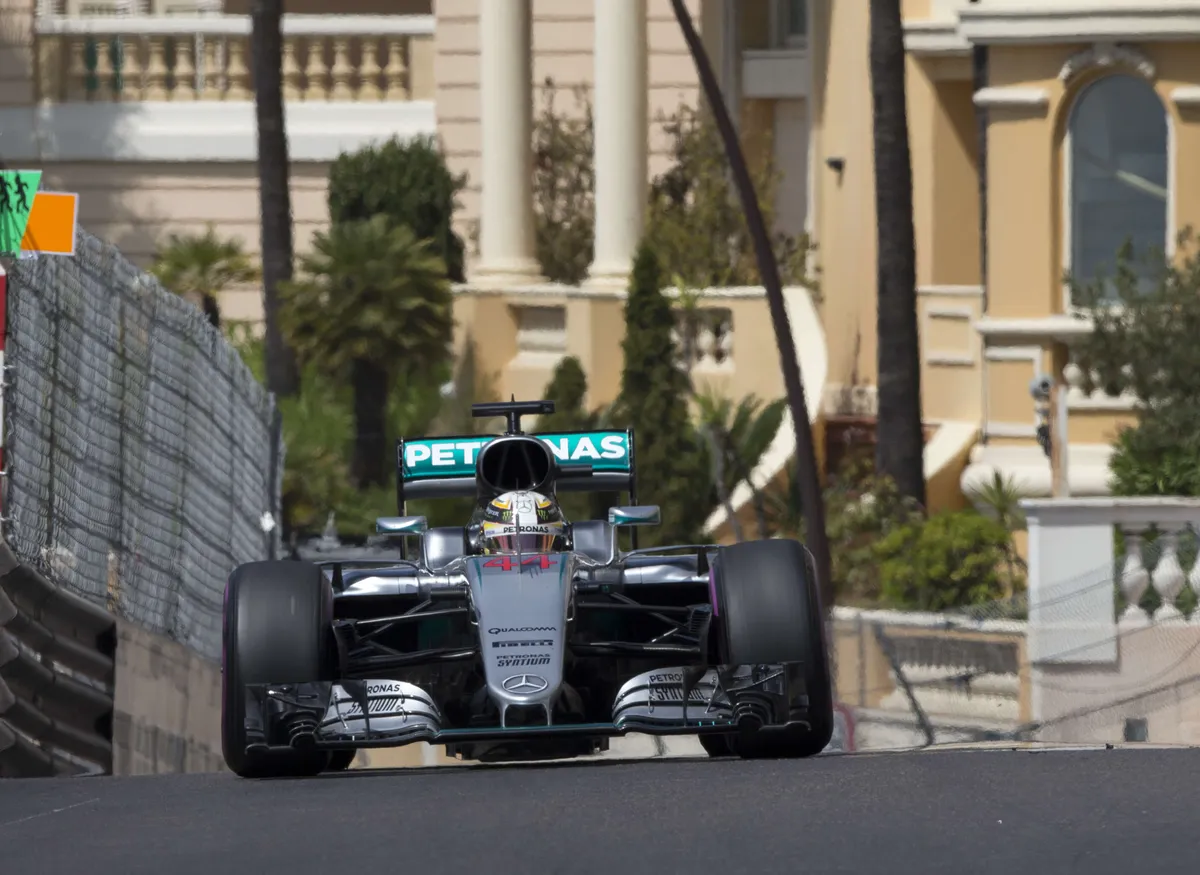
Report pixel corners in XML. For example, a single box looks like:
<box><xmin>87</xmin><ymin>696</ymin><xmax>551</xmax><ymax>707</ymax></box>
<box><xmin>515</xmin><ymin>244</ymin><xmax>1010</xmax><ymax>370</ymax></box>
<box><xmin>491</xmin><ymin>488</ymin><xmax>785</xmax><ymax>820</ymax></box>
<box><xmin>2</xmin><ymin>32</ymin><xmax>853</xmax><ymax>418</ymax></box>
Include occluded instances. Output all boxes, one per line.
<box><xmin>242</xmin><ymin>662</ymin><xmax>811</xmax><ymax>754</ymax></box>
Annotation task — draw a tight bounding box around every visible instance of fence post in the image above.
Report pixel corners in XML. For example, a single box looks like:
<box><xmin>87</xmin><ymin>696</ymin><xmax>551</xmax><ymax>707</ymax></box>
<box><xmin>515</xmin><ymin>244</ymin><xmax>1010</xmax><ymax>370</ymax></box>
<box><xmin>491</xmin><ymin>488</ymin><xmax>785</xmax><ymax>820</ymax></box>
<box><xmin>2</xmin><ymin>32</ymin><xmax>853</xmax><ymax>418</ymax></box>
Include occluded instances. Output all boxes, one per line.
<box><xmin>0</xmin><ymin>262</ymin><xmax>7</xmax><ymax>523</ymax></box>
<box><xmin>267</xmin><ymin>403</ymin><xmax>282</xmax><ymax>561</ymax></box>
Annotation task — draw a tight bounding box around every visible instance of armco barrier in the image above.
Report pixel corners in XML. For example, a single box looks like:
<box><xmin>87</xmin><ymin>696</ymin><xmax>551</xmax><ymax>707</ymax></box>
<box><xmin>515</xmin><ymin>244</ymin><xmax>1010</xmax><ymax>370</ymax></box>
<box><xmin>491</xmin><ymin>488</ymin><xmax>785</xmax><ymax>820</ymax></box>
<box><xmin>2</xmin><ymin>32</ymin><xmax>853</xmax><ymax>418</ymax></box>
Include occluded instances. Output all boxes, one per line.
<box><xmin>0</xmin><ymin>535</ymin><xmax>227</xmax><ymax>777</ymax></box>
<box><xmin>0</xmin><ymin>540</ymin><xmax>118</xmax><ymax>777</ymax></box>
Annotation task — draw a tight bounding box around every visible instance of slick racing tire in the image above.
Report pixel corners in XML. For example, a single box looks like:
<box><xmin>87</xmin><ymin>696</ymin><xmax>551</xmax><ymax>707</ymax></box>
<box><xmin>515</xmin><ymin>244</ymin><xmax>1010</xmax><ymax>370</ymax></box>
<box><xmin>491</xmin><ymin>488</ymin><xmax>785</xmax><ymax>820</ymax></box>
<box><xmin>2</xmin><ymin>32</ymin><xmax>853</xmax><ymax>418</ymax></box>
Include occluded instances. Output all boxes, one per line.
<box><xmin>221</xmin><ymin>560</ymin><xmax>337</xmax><ymax>778</ymax></box>
<box><xmin>708</xmin><ymin>538</ymin><xmax>834</xmax><ymax>759</ymax></box>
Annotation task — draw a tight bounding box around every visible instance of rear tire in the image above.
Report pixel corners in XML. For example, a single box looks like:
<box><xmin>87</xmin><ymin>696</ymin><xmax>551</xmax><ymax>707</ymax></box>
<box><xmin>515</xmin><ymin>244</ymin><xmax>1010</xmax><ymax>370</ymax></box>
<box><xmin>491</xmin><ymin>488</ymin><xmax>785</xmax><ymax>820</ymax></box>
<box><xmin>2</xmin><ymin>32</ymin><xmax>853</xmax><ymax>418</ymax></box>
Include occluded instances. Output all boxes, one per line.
<box><xmin>222</xmin><ymin>560</ymin><xmax>336</xmax><ymax>778</ymax></box>
<box><xmin>711</xmin><ymin>538</ymin><xmax>834</xmax><ymax>759</ymax></box>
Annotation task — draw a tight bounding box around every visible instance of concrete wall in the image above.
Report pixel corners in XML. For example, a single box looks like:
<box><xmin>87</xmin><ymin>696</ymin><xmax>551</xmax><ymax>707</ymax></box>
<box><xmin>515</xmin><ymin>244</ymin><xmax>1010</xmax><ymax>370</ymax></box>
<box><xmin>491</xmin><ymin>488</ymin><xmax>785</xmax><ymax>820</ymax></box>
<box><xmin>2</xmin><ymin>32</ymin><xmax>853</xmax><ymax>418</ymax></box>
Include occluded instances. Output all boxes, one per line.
<box><xmin>111</xmin><ymin>619</ymin><xmax>224</xmax><ymax>775</ymax></box>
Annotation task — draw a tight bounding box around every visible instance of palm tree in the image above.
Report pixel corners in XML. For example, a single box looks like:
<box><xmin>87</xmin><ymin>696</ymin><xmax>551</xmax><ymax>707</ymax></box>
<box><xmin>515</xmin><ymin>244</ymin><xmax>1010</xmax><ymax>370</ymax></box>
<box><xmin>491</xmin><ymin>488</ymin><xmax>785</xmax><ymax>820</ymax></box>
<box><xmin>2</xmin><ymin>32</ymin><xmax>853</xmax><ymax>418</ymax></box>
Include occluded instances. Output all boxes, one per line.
<box><xmin>668</xmin><ymin>0</ymin><xmax>832</xmax><ymax>610</ymax></box>
<box><xmin>150</xmin><ymin>225</ymin><xmax>259</xmax><ymax>328</ymax></box>
<box><xmin>695</xmin><ymin>392</ymin><xmax>787</xmax><ymax>540</ymax></box>
<box><xmin>869</xmin><ymin>0</ymin><xmax>926</xmax><ymax>506</ymax></box>
<box><xmin>279</xmin><ymin>215</ymin><xmax>455</xmax><ymax>487</ymax></box>
<box><xmin>250</xmin><ymin>0</ymin><xmax>300</xmax><ymax>398</ymax></box>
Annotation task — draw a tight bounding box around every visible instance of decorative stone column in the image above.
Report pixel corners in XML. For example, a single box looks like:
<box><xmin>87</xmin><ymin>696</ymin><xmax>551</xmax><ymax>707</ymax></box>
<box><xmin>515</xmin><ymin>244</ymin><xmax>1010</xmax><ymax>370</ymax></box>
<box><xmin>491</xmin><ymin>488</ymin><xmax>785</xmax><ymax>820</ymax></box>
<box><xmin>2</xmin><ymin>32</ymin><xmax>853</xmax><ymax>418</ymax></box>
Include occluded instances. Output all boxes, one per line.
<box><xmin>474</xmin><ymin>0</ymin><xmax>543</xmax><ymax>286</ymax></box>
<box><xmin>586</xmin><ymin>0</ymin><xmax>648</xmax><ymax>288</ymax></box>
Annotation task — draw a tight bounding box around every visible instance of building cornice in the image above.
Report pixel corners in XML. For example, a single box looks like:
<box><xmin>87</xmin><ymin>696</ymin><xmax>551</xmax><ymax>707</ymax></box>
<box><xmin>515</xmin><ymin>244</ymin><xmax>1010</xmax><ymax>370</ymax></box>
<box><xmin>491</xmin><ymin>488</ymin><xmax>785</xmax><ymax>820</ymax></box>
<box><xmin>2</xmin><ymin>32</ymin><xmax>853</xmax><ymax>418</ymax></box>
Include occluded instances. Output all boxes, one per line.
<box><xmin>903</xmin><ymin>20</ymin><xmax>971</xmax><ymax>57</ymax></box>
<box><xmin>973</xmin><ymin>315</ymin><xmax>1094</xmax><ymax>346</ymax></box>
<box><xmin>906</xmin><ymin>3</ymin><xmax>1200</xmax><ymax>54</ymax></box>
<box><xmin>0</xmin><ymin>101</ymin><xmax>434</xmax><ymax>163</ymax></box>
<box><xmin>957</xmin><ymin>2</ymin><xmax>1200</xmax><ymax>45</ymax></box>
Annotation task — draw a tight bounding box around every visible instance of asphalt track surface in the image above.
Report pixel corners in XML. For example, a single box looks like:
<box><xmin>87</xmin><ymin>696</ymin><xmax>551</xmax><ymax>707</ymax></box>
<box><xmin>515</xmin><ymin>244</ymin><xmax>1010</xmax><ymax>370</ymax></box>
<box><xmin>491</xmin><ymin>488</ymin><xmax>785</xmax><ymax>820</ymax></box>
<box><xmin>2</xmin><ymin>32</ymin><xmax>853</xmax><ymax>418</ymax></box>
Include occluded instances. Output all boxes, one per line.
<box><xmin>2</xmin><ymin>746</ymin><xmax>1198</xmax><ymax>875</ymax></box>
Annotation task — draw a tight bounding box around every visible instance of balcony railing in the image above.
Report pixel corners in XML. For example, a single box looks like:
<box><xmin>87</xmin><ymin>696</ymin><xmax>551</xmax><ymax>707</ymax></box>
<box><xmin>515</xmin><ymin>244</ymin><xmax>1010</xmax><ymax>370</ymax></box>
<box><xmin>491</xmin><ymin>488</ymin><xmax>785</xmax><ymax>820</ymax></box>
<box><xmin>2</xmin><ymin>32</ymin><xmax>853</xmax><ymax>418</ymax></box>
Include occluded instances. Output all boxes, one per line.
<box><xmin>1024</xmin><ymin>499</ymin><xmax>1200</xmax><ymax>665</ymax></box>
<box><xmin>34</xmin><ymin>14</ymin><xmax>434</xmax><ymax>103</ymax></box>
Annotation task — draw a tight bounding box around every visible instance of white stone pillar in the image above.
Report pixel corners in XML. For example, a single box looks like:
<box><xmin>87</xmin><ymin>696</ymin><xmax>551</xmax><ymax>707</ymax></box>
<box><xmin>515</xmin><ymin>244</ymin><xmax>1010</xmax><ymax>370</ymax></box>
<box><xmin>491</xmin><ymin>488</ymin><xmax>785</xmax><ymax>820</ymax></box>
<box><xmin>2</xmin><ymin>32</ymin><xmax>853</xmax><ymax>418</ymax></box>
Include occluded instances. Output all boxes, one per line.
<box><xmin>475</xmin><ymin>0</ymin><xmax>543</xmax><ymax>286</ymax></box>
<box><xmin>586</xmin><ymin>0</ymin><xmax>648</xmax><ymax>288</ymax></box>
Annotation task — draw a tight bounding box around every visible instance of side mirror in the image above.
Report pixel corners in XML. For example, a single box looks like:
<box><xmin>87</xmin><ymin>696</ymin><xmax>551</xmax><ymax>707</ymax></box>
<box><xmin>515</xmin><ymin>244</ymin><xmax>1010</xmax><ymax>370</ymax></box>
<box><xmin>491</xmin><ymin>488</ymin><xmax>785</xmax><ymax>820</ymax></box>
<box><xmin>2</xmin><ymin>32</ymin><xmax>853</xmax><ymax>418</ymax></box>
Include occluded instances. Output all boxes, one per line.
<box><xmin>376</xmin><ymin>515</ymin><xmax>429</xmax><ymax>535</ymax></box>
<box><xmin>608</xmin><ymin>505</ymin><xmax>661</xmax><ymax>527</ymax></box>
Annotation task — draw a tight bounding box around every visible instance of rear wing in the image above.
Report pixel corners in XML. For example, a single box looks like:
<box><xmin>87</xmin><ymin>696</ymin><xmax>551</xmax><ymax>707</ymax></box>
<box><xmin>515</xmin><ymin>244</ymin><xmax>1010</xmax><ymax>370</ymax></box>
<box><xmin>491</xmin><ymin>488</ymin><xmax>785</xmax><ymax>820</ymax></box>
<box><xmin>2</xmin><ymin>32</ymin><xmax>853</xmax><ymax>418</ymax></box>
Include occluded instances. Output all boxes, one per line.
<box><xmin>394</xmin><ymin>428</ymin><xmax>637</xmax><ymax>508</ymax></box>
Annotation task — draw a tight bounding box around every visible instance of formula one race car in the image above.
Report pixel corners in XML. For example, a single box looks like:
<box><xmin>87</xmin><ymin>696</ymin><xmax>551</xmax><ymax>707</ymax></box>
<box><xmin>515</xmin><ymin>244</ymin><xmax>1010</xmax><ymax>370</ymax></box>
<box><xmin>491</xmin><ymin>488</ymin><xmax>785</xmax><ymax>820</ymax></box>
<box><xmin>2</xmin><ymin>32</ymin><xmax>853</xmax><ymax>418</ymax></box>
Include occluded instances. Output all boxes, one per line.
<box><xmin>221</xmin><ymin>400</ymin><xmax>833</xmax><ymax>777</ymax></box>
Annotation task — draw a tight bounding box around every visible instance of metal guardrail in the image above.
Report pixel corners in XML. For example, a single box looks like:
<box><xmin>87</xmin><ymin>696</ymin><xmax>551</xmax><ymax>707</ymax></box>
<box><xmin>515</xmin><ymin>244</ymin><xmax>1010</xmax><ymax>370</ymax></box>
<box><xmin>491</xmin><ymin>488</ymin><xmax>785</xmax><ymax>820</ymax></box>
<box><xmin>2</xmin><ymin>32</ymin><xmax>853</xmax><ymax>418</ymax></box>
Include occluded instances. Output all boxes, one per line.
<box><xmin>0</xmin><ymin>539</ymin><xmax>117</xmax><ymax>777</ymax></box>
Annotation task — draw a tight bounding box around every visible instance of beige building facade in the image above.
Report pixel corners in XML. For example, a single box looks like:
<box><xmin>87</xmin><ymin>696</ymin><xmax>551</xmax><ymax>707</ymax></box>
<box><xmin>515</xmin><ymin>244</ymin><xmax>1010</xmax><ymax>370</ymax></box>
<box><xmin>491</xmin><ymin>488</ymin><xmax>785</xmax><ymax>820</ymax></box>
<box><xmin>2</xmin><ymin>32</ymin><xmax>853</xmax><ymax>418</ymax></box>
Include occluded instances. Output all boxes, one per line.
<box><xmin>2</xmin><ymin>0</ymin><xmax>1195</xmax><ymax>535</ymax></box>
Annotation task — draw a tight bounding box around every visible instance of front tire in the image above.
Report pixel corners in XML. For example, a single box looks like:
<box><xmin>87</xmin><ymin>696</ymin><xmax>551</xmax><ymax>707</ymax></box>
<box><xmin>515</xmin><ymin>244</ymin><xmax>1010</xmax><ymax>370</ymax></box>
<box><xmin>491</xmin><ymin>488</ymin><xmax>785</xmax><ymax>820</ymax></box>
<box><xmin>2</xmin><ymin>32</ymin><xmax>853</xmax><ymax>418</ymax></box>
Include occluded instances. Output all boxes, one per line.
<box><xmin>221</xmin><ymin>560</ymin><xmax>336</xmax><ymax>778</ymax></box>
<box><xmin>710</xmin><ymin>538</ymin><xmax>834</xmax><ymax>759</ymax></box>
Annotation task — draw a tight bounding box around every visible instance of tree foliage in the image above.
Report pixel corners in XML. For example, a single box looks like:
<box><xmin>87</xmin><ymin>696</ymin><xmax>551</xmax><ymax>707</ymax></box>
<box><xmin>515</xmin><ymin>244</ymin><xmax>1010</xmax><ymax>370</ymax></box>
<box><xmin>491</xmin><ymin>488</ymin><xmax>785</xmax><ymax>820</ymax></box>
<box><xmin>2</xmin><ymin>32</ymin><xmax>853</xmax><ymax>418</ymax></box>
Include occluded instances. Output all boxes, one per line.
<box><xmin>531</xmin><ymin>81</ymin><xmax>596</xmax><ymax>285</ymax></box>
<box><xmin>645</xmin><ymin>104</ymin><xmax>813</xmax><ymax>290</ymax></box>
<box><xmin>225</xmin><ymin>325</ymin><xmax>447</xmax><ymax>539</ymax></box>
<box><xmin>1071</xmin><ymin>229</ymin><xmax>1200</xmax><ymax>496</ymax></box>
<box><xmin>875</xmin><ymin>510</ymin><xmax>1016</xmax><ymax>612</ymax></box>
<box><xmin>536</xmin><ymin>356</ymin><xmax>615</xmax><ymax>523</ymax></box>
<box><xmin>404</xmin><ymin>336</ymin><xmax>507</xmax><ymax>529</ymax></box>
<box><xmin>615</xmin><ymin>243</ymin><xmax>712</xmax><ymax>545</ymax></box>
<box><xmin>280</xmin><ymin>216</ymin><xmax>453</xmax><ymax>380</ymax></box>
<box><xmin>150</xmin><ymin>225</ymin><xmax>258</xmax><ymax>328</ymax></box>
<box><xmin>693</xmin><ymin>391</ymin><xmax>786</xmax><ymax>540</ymax></box>
<box><xmin>539</xmin><ymin>356</ymin><xmax>592</xmax><ymax>432</ymax></box>
<box><xmin>766</xmin><ymin>455</ymin><xmax>923</xmax><ymax>605</ymax></box>
<box><xmin>278</xmin><ymin>215</ymin><xmax>454</xmax><ymax>486</ymax></box>
<box><xmin>528</xmin><ymin>80</ymin><xmax>815</xmax><ymax>291</ymax></box>
<box><xmin>327</xmin><ymin>134</ymin><xmax>468</xmax><ymax>282</ymax></box>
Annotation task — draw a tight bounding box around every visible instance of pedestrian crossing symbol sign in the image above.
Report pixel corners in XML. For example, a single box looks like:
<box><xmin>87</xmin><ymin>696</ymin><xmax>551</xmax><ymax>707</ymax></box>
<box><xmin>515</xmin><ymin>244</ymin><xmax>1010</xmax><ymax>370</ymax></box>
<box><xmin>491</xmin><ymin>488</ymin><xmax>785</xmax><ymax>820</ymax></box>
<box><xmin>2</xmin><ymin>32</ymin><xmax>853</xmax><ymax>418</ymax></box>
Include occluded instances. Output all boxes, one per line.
<box><xmin>0</xmin><ymin>171</ymin><xmax>42</xmax><ymax>256</ymax></box>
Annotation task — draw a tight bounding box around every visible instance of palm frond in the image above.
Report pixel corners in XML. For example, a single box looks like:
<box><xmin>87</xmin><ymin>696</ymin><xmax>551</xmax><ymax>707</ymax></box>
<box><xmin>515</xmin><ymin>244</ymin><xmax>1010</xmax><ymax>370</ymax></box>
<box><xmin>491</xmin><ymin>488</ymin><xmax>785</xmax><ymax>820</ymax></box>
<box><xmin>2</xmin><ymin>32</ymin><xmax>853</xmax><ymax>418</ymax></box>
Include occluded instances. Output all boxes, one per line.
<box><xmin>279</xmin><ymin>215</ymin><xmax>455</xmax><ymax>377</ymax></box>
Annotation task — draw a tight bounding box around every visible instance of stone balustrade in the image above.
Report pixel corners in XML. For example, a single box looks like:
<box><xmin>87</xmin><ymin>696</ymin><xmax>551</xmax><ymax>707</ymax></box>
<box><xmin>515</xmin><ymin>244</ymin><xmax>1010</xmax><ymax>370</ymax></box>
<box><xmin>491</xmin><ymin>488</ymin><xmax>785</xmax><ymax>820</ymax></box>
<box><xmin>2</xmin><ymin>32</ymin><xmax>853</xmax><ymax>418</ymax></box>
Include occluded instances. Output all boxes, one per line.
<box><xmin>1021</xmin><ymin>498</ymin><xmax>1200</xmax><ymax>745</ymax></box>
<box><xmin>34</xmin><ymin>14</ymin><xmax>435</xmax><ymax>103</ymax></box>
<box><xmin>1023</xmin><ymin>498</ymin><xmax>1200</xmax><ymax>672</ymax></box>
<box><xmin>831</xmin><ymin>607</ymin><xmax>1028</xmax><ymax>748</ymax></box>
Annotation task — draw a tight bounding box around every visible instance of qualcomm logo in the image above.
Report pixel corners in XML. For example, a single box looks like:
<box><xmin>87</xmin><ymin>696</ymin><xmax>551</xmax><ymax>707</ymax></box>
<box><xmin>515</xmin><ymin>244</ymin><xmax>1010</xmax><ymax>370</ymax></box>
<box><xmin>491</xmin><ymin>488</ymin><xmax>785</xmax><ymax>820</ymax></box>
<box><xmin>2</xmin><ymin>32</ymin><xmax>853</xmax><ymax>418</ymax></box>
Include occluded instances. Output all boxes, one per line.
<box><xmin>488</xmin><ymin>626</ymin><xmax>555</xmax><ymax>634</ymax></box>
<box><xmin>502</xmin><ymin>674</ymin><xmax>548</xmax><ymax>694</ymax></box>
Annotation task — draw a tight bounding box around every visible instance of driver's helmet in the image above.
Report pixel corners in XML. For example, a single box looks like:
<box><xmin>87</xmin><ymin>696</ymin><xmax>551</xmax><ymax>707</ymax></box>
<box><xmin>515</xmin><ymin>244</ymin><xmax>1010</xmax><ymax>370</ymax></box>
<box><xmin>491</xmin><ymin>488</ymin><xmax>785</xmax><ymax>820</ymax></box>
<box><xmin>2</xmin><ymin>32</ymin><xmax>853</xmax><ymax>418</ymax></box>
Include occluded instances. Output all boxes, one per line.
<box><xmin>479</xmin><ymin>491</ymin><xmax>566</xmax><ymax>554</ymax></box>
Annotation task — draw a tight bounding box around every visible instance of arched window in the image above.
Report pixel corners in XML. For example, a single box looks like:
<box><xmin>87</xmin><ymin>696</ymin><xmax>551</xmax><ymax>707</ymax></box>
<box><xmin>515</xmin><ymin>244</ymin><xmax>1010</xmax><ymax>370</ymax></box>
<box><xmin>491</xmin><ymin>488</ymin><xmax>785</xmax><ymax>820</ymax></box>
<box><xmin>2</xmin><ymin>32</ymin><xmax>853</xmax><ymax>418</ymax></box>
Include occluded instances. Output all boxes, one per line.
<box><xmin>1067</xmin><ymin>74</ymin><xmax>1168</xmax><ymax>296</ymax></box>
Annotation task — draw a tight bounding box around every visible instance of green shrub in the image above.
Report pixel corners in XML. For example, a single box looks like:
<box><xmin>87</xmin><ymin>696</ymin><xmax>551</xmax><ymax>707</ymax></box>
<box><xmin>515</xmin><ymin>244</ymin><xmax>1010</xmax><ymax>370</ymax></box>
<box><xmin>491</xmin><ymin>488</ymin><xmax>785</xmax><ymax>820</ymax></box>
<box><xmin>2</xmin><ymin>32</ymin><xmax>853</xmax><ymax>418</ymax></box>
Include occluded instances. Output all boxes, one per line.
<box><xmin>615</xmin><ymin>243</ymin><xmax>713</xmax><ymax>545</ymax></box>
<box><xmin>875</xmin><ymin>510</ymin><xmax>1017</xmax><ymax>612</ymax></box>
<box><xmin>531</xmin><ymin>81</ymin><xmax>595</xmax><ymax>284</ymax></box>
<box><xmin>767</xmin><ymin>455</ymin><xmax>922</xmax><ymax>604</ymax></box>
<box><xmin>279</xmin><ymin>216</ymin><xmax>455</xmax><ymax>487</ymax></box>
<box><xmin>539</xmin><ymin>356</ymin><xmax>593</xmax><ymax>432</ymax></box>
<box><xmin>644</xmin><ymin>104</ymin><xmax>814</xmax><ymax>291</ymax></box>
<box><xmin>1109</xmin><ymin>423</ymin><xmax>1200</xmax><ymax>497</ymax></box>
<box><xmin>225</xmin><ymin>325</ymin><xmax>447</xmax><ymax>538</ymax></box>
<box><xmin>536</xmin><ymin>355</ymin><xmax>617</xmax><ymax>523</ymax></box>
<box><xmin>403</xmin><ymin>336</ymin><xmax>505</xmax><ymax>530</ymax></box>
<box><xmin>1071</xmin><ymin>228</ymin><xmax>1200</xmax><ymax>498</ymax></box>
<box><xmin>528</xmin><ymin>80</ymin><xmax>815</xmax><ymax>291</ymax></box>
<box><xmin>327</xmin><ymin>134</ymin><xmax>467</xmax><ymax>282</ymax></box>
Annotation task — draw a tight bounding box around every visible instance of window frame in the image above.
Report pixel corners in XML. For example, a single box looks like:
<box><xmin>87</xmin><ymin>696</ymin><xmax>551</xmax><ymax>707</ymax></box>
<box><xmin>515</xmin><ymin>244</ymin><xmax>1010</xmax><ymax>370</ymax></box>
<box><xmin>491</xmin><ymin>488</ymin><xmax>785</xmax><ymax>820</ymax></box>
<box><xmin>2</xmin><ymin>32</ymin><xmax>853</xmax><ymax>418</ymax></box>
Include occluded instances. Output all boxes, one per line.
<box><xmin>771</xmin><ymin>0</ymin><xmax>808</xmax><ymax>50</ymax></box>
<box><xmin>1061</xmin><ymin>74</ymin><xmax>1174</xmax><ymax>313</ymax></box>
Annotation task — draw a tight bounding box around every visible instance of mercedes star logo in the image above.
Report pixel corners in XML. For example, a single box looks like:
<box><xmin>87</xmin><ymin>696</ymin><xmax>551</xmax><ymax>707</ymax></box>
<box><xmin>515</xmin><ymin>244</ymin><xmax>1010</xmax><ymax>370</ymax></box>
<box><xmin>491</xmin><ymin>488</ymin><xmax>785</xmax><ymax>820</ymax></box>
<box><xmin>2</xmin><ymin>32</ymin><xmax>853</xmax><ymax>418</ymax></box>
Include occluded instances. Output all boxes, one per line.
<box><xmin>502</xmin><ymin>674</ymin><xmax>549</xmax><ymax>694</ymax></box>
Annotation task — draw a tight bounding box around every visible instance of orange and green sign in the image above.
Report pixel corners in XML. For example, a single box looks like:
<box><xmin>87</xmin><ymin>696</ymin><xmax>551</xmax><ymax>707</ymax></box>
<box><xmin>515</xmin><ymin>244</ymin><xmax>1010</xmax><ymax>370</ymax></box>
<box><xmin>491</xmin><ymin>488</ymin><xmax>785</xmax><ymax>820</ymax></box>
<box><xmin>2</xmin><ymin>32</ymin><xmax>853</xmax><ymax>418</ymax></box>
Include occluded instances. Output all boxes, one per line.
<box><xmin>0</xmin><ymin>171</ymin><xmax>79</xmax><ymax>257</ymax></box>
<box><xmin>0</xmin><ymin>171</ymin><xmax>41</xmax><ymax>255</ymax></box>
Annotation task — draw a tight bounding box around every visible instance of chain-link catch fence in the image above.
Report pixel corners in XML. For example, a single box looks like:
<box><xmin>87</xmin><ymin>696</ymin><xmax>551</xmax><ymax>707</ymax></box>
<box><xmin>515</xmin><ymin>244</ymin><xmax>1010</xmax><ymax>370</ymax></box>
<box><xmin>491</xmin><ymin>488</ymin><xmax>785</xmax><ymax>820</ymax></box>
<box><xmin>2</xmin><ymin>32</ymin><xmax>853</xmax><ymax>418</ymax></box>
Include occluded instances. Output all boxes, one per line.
<box><xmin>1</xmin><ymin>231</ymin><xmax>283</xmax><ymax>661</ymax></box>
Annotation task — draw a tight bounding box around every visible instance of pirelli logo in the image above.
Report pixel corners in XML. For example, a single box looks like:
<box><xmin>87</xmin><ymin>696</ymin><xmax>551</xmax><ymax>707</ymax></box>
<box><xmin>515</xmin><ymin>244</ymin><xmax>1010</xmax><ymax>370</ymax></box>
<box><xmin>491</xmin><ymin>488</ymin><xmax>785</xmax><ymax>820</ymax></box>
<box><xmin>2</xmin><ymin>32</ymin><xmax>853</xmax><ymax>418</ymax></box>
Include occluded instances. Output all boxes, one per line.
<box><xmin>493</xmin><ymin>640</ymin><xmax>554</xmax><ymax>649</ymax></box>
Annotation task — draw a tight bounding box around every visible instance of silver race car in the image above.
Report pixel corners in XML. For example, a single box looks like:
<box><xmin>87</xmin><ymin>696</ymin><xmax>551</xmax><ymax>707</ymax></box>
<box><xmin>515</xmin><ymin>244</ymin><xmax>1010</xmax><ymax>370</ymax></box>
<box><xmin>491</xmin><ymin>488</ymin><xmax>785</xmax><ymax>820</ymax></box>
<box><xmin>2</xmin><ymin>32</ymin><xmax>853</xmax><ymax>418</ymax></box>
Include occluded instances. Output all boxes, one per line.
<box><xmin>221</xmin><ymin>400</ymin><xmax>833</xmax><ymax>777</ymax></box>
